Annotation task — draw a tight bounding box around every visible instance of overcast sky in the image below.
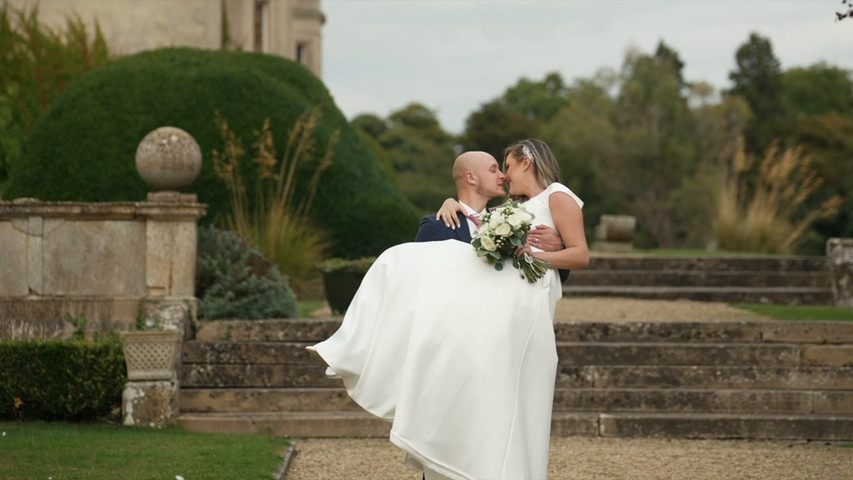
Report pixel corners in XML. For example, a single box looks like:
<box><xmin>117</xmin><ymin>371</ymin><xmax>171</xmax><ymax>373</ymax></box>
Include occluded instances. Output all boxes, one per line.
<box><xmin>320</xmin><ymin>0</ymin><xmax>852</xmax><ymax>134</ymax></box>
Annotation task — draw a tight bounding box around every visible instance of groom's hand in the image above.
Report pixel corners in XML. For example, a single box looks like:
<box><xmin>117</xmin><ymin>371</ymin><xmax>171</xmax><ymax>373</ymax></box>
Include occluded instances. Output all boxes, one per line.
<box><xmin>528</xmin><ymin>225</ymin><xmax>563</xmax><ymax>252</ymax></box>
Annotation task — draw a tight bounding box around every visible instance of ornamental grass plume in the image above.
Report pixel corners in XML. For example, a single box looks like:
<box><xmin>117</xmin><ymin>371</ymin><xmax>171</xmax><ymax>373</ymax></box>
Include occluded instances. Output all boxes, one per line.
<box><xmin>714</xmin><ymin>137</ymin><xmax>842</xmax><ymax>254</ymax></box>
<box><xmin>212</xmin><ymin>107</ymin><xmax>338</xmax><ymax>296</ymax></box>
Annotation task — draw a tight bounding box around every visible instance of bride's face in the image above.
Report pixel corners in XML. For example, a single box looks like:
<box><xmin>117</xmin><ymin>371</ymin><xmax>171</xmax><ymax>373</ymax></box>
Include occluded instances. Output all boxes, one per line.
<box><xmin>503</xmin><ymin>153</ymin><xmax>526</xmax><ymax>196</ymax></box>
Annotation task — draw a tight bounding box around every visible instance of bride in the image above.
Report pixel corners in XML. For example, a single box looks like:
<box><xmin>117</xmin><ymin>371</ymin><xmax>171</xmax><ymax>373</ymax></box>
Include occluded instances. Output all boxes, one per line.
<box><xmin>308</xmin><ymin>138</ymin><xmax>589</xmax><ymax>480</ymax></box>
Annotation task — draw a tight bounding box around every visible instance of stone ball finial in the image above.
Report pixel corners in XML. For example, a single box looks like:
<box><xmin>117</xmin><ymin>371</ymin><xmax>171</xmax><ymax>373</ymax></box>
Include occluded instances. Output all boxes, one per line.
<box><xmin>135</xmin><ymin>126</ymin><xmax>202</xmax><ymax>191</ymax></box>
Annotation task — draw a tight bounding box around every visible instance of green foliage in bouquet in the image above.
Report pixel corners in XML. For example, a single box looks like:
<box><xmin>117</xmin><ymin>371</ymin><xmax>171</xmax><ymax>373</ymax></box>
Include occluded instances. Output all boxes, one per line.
<box><xmin>5</xmin><ymin>47</ymin><xmax>420</xmax><ymax>257</ymax></box>
<box><xmin>196</xmin><ymin>225</ymin><xmax>299</xmax><ymax>319</ymax></box>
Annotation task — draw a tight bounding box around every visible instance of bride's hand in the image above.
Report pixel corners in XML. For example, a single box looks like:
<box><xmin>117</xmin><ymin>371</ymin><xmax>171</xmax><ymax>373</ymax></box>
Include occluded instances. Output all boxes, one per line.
<box><xmin>514</xmin><ymin>243</ymin><xmax>534</xmax><ymax>258</ymax></box>
<box><xmin>436</xmin><ymin>198</ymin><xmax>464</xmax><ymax>229</ymax></box>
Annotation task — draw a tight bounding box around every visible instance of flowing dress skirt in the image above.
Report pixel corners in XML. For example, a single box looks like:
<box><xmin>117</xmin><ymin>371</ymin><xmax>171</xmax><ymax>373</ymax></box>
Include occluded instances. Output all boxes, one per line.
<box><xmin>308</xmin><ymin>240</ymin><xmax>560</xmax><ymax>480</ymax></box>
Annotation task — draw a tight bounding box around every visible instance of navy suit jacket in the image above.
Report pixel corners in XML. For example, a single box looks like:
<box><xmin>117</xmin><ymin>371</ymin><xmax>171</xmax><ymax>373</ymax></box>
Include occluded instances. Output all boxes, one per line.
<box><xmin>414</xmin><ymin>212</ymin><xmax>570</xmax><ymax>283</ymax></box>
<box><xmin>415</xmin><ymin>212</ymin><xmax>473</xmax><ymax>243</ymax></box>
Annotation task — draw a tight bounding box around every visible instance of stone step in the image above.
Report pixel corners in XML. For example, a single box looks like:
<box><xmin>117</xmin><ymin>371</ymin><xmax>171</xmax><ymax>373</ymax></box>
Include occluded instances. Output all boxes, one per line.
<box><xmin>554</xmin><ymin>321</ymin><xmax>853</xmax><ymax>344</ymax></box>
<box><xmin>181</xmin><ymin>387</ymin><xmax>853</xmax><ymax>416</ymax></box>
<box><xmin>181</xmin><ymin>387</ymin><xmax>362</xmax><ymax>413</ymax></box>
<box><xmin>181</xmin><ymin>364</ymin><xmax>853</xmax><ymax>390</ymax></box>
<box><xmin>194</xmin><ymin>318</ymin><xmax>340</xmax><ymax>342</ymax></box>
<box><xmin>561</xmin><ymin>286</ymin><xmax>833</xmax><ymax>305</ymax></box>
<box><xmin>176</xmin><ymin>411</ymin><xmax>853</xmax><ymax>441</ymax></box>
<box><xmin>181</xmin><ymin>341</ymin><xmax>852</xmax><ymax>368</ymax></box>
<box><xmin>181</xmin><ymin>363</ymin><xmax>339</xmax><ymax>388</ymax></box>
<box><xmin>567</xmin><ymin>270</ymin><xmax>830</xmax><ymax>288</ymax></box>
<box><xmin>177</xmin><ymin>411</ymin><xmax>391</xmax><ymax>438</ymax></box>
<box><xmin>597</xmin><ymin>412</ymin><xmax>853</xmax><ymax>440</ymax></box>
<box><xmin>193</xmin><ymin>320</ymin><xmax>853</xmax><ymax>344</ymax></box>
<box><xmin>556</xmin><ymin>365</ymin><xmax>853</xmax><ymax>390</ymax></box>
<box><xmin>557</xmin><ymin>342</ymin><xmax>803</xmax><ymax>366</ymax></box>
<box><xmin>586</xmin><ymin>256</ymin><xmax>828</xmax><ymax>272</ymax></box>
<box><xmin>554</xmin><ymin>388</ymin><xmax>853</xmax><ymax>415</ymax></box>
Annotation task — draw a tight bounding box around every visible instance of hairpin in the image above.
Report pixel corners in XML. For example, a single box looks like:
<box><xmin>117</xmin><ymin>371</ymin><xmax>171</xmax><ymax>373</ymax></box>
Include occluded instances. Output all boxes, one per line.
<box><xmin>521</xmin><ymin>145</ymin><xmax>535</xmax><ymax>163</ymax></box>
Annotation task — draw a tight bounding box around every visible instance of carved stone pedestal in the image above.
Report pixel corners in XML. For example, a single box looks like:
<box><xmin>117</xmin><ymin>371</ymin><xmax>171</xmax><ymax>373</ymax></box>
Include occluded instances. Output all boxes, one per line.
<box><xmin>122</xmin><ymin>379</ymin><xmax>179</xmax><ymax>428</ymax></box>
<box><xmin>828</xmin><ymin>238</ymin><xmax>853</xmax><ymax>307</ymax></box>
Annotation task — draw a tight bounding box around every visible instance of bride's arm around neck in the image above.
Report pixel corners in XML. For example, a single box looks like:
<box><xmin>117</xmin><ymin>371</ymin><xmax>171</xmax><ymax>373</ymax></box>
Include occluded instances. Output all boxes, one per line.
<box><xmin>534</xmin><ymin>191</ymin><xmax>590</xmax><ymax>270</ymax></box>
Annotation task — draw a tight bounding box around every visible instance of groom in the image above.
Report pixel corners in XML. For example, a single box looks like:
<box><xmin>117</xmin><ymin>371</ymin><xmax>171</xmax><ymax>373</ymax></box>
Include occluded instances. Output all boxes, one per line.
<box><xmin>415</xmin><ymin>151</ymin><xmax>569</xmax><ymax>281</ymax></box>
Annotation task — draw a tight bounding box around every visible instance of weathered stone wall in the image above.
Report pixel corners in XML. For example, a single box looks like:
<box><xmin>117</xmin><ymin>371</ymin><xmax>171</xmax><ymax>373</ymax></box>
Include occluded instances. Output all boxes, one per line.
<box><xmin>8</xmin><ymin>0</ymin><xmax>325</xmax><ymax>77</ymax></box>
<box><xmin>0</xmin><ymin>195</ymin><xmax>206</xmax><ymax>340</ymax></box>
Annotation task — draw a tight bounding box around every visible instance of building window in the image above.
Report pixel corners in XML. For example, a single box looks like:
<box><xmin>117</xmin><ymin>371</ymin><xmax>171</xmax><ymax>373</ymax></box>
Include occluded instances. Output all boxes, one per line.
<box><xmin>254</xmin><ymin>0</ymin><xmax>269</xmax><ymax>52</ymax></box>
<box><xmin>296</xmin><ymin>42</ymin><xmax>309</xmax><ymax>65</ymax></box>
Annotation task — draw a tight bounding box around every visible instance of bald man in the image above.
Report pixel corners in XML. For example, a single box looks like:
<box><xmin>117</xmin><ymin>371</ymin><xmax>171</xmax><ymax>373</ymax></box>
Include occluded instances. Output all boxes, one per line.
<box><xmin>415</xmin><ymin>151</ymin><xmax>506</xmax><ymax>243</ymax></box>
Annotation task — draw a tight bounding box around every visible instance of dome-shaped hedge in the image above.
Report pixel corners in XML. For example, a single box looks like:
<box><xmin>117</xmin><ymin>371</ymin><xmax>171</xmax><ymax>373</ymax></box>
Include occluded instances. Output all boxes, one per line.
<box><xmin>5</xmin><ymin>48</ymin><xmax>419</xmax><ymax>257</ymax></box>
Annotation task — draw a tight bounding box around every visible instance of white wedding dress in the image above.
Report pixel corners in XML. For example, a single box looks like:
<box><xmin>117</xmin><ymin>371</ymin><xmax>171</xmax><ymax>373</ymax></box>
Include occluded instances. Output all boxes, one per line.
<box><xmin>308</xmin><ymin>183</ymin><xmax>582</xmax><ymax>480</ymax></box>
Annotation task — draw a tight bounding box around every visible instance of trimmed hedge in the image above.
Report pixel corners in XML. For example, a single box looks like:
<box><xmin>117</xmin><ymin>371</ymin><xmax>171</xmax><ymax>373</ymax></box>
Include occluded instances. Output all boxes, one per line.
<box><xmin>196</xmin><ymin>225</ymin><xmax>299</xmax><ymax>319</ymax></box>
<box><xmin>5</xmin><ymin>48</ymin><xmax>420</xmax><ymax>257</ymax></box>
<box><xmin>0</xmin><ymin>339</ymin><xmax>125</xmax><ymax>421</ymax></box>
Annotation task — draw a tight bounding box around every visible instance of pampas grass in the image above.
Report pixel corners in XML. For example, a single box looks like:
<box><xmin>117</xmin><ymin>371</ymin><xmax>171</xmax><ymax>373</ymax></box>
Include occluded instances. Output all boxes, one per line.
<box><xmin>213</xmin><ymin>107</ymin><xmax>338</xmax><ymax>296</ymax></box>
<box><xmin>715</xmin><ymin>138</ymin><xmax>842</xmax><ymax>254</ymax></box>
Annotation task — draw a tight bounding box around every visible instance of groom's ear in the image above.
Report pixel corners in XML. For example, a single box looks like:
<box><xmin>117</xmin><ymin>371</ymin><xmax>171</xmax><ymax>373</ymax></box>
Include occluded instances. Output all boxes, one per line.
<box><xmin>465</xmin><ymin>170</ymin><xmax>477</xmax><ymax>185</ymax></box>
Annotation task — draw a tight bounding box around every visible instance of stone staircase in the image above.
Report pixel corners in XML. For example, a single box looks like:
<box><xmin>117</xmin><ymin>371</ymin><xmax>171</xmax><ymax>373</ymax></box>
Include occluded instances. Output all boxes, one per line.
<box><xmin>178</xmin><ymin>318</ymin><xmax>853</xmax><ymax>441</ymax></box>
<box><xmin>563</xmin><ymin>255</ymin><xmax>833</xmax><ymax>305</ymax></box>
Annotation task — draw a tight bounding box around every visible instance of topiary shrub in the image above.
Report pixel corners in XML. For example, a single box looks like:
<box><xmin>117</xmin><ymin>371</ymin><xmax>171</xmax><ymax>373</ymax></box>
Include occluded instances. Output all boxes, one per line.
<box><xmin>5</xmin><ymin>47</ymin><xmax>420</xmax><ymax>257</ymax></box>
<box><xmin>196</xmin><ymin>225</ymin><xmax>299</xmax><ymax>320</ymax></box>
<box><xmin>0</xmin><ymin>338</ymin><xmax>125</xmax><ymax>421</ymax></box>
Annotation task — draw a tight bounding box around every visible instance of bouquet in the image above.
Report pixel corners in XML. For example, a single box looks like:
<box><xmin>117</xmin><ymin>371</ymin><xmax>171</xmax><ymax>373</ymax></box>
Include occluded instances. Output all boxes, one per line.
<box><xmin>471</xmin><ymin>201</ymin><xmax>550</xmax><ymax>284</ymax></box>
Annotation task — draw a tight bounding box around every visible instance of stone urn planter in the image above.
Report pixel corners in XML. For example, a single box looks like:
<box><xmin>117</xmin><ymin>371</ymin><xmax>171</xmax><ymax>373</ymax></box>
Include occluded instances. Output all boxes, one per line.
<box><xmin>120</xmin><ymin>330</ymin><xmax>182</xmax><ymax>381</ymax></box>
<box><xmin>318</xmin><ymin>257</ymin><xmax>376</xmax><ymax>314</ymax></box>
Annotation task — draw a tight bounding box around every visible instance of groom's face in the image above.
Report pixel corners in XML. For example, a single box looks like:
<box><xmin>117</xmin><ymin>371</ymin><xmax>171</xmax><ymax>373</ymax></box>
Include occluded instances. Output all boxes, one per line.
<box><xmin>476</xmin><ymin>158</ymin><xmax>507</xmax><ymax>199</ymax></box>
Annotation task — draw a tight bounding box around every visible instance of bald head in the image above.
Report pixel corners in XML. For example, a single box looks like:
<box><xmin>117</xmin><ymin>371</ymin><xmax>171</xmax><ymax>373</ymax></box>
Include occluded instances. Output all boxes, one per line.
<box><xmin>452</xmin><ymin>151</ymin><xmax>505</xmax><ymax>212</ymax></box>
<box><xmin>453</xmin><ymin>151</ymin><xmax>495</xmax><ymax>186</ymax></box>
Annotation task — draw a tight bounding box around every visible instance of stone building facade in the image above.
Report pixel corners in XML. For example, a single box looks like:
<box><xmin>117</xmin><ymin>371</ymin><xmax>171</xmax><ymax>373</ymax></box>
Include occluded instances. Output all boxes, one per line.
<box><xmin>7</xmin><ymin>0</ymin><xmax>325</xmax><ymax>77</ymax></box>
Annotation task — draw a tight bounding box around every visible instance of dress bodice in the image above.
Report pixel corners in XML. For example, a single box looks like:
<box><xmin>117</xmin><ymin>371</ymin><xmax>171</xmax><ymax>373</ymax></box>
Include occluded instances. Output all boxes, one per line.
<box><xmin>522</xmin><ymin>182</ymin><xmax>583</xmax><ymax>231</ymax></box>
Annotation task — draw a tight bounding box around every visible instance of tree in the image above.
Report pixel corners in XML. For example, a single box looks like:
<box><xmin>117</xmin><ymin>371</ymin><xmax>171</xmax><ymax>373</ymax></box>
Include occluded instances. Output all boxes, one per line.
<box><xmin>782</xmin><ymin>63</ymin><xmax>853</xmax><ymax>117</ymax></box>
<box><xmin>541</xmin><ymin>74</ymin><xmax>619</xmax><ymax>236</ymax></box>
<box><xmin>461</xmin><ymin>99</ymin><xmax>536</xmax><ymax>157</ymax></box>
<box><xmin>611</xmin><ymin>47</ymin><xmax>699</xmax><ymax>247</ymax></box>
<box><xmin>351</xmin><ymin>113</ymin><xmax>388</xmax><ymax>138</ymax></box>
<box><xmin>728</xmin><ymin>32</ymin><xmax>795</xmax><ymax>154</ymax></box>
<box><xmin>0</xmin><ymin>3</ymin><xmax>110</xmax><ymax>195</ymax></box>
<box><xmin>503</xmin><ymin>72</ymin><xmax>571</xmax><ymax>122</ymax></box>
<box><xmin>836</xmin><ymin>0</ymin><xmax>852</xmax><ymax>21</ymax></box>
<box><xmin>374</xmin><ymin>103</ymin><xmax>457</xmax><ymax>212</ymax></box>
<box><xmin>793</xmin><ymin>113</ymin><xmax>853</xmax><ymax>242</ymax></box>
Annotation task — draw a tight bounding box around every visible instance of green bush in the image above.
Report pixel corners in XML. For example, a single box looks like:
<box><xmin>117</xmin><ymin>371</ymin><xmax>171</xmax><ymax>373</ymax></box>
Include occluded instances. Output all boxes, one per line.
<box><xmin>196</xmin><ymin>225</ymin><xmax>299</xmax><ymax>319</ymax></box>
<box><xmin>0</xmin><ymin>339</ymin><xmax>125</xmax><ymax>421</ymax></box>
<box><xmin>4</xmin><ymin>47</ymin><xmax>420</xmax><ymax>257</ymax></box>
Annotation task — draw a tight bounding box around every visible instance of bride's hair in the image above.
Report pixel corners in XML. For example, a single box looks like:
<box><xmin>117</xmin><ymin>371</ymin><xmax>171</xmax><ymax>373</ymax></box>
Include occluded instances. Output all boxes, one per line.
<box><xmin>502</xmin><ymin>138</ymin><xmax>562</xmax><ymax>189</ymax></box>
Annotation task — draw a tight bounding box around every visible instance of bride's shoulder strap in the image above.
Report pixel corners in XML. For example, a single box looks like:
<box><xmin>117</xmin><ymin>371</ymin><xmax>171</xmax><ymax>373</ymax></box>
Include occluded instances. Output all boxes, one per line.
<box><xmin>548</xmin><ymin>182</ymin><xmax>584</xmax><ymax>209</ymax></box>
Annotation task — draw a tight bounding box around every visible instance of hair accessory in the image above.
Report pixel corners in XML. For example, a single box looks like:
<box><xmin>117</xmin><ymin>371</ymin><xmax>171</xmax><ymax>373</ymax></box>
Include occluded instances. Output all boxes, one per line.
<box><xmin>521</xmin><ymin>144</ymin><xmax>535</xmax><ymax>163</ymax></box>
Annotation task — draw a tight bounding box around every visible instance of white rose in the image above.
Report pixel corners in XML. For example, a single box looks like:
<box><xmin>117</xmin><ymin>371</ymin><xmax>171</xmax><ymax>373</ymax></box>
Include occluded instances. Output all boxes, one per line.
<box><xmin>518</xmin><ymin>210</ymin><xmax>533</xmax><ymax>223</ymax></box>
<box><xmin>480</xmin><ymin>235</ymin><xmax>497</xmax><ymax>251</ymax></box>
<box><xmin>507</xmin><ymin>212</ymin><xmax>525</xmax><ymax>228</ymax></box>
<box><xmin>489</xmin><ymin>212</ymin><xmax>504</xmax><ymax>228</ymax></box>
<box><xmin>494</xmin><ymin>223</ymin><xmax>512</xmax><ymax>237</ymax></box>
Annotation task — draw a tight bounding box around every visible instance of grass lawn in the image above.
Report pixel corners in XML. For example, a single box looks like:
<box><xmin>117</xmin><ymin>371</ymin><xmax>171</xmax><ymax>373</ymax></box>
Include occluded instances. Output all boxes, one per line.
<box><xmin>733</xmin><ymin>303</ymin><xmax>853</xmax><ymax>321</ymax></box>
<box><xmin>627</xmin><ymin>248</ymin><xmax>786</xmax><ymax>257</ymax></box>
<box><xmin>0</xmin><ymin>421</ymin><xmax>290</xmax><ymax>480</ymax></box>
<box><xmin>298</xmin><ymin>299</ymin><xmax>328</xmax><ymax>318</ymax></box>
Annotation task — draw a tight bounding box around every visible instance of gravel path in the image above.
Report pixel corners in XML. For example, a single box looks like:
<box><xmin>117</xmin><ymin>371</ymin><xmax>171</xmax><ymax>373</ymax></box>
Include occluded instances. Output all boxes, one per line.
<box><xmin>284</xmin><ymin>437</ymin><xmax>853</xmax><ymax>480</ymax></box>
<box><xmin>552</xmin><ymin>296</ymin><xmax>771</xmax><ymax>323</ymax></box>
<box><xmin>287</xmin><ymin>297</ymin><xmax>840</xmax><ymax>480</ymax></box>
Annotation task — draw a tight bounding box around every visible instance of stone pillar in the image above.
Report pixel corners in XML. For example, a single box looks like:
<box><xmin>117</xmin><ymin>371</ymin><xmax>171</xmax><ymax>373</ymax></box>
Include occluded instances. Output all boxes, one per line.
<box><xmin>827</xmin><ymin>238</ymin><xmax>853</xmax><ymax>308</ymax></box>
<box><xmin>122</xmin><ymin>126</ymin><xmax>206</xmax><ymax>428</ymax></box>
